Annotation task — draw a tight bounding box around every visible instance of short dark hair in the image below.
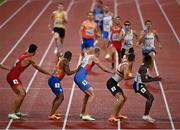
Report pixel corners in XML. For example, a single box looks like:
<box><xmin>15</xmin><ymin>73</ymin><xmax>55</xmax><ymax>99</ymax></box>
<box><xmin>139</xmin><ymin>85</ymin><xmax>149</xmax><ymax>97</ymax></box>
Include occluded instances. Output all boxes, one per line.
<box><xmin>143</xmin><ymin>55</ymin><xmax>152</xmax><ymax>66</ymax></box>
<box><xmin>64</xmin><ymin>51</ymin><xmax>72</xmax><ymax>59</ymax></box>
<box><xmin>145</xmin><ymin>20</ymin><xmax>152</xmax><ymax>24</ymax></box>
<box><xmin>94</xmin><ymin>47</ymin><xmax>101</xmax><ymax>54</ymax></box>
<box><xmin>28</xmin><ymin>44</ymin><xmax>37</xmax><ymax>53</ymax></box>
<box><xmin>127</xmin><ymin>53</ymin><xmax>135</xmax><ymax>62</ymax></box>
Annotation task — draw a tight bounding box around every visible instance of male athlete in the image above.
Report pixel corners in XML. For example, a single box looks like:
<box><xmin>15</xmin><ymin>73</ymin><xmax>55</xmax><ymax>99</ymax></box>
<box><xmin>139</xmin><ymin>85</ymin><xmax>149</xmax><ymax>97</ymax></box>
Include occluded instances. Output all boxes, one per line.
<box><xmin>133</xmin><ymin>55</ymin><xmax>161</xmax><ymax>123</ymax></box>
<box><xmin>48</xmin><ymin>51</ymin><xmax>80</xmax><ymax>120</ymax></box>
<box><xmin>107</xmin><ymin>53</ymin><xmax>135</xmax><ymax>122</ymax></box>
<box><xmin>6</xmin><ymin>44</ymin><xmax>51</xmax><ymax>119</ymax></box>
<box><xmin>49</xmin><ymin>3</ymin><xmax>68</xmax><ymax>57</ymax></box>
<box><xmin>74</xmin><ymin>47</ymin><xmax>114</xmax><ymax>121</ymax></box>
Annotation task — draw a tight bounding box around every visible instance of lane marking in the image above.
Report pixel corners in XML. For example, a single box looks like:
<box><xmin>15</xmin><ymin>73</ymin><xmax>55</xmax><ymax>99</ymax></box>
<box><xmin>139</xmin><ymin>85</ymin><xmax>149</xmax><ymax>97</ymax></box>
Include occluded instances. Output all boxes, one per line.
<box><xmin>0</xmin><ymin>0</ymin><xmax>30</xmax><ymax>29</ymax></box>
<box><xmin>62</xmin><ymin>1</ymin><xmax>95</xmax><ymax>130</ymax></box>
<box><xmin>1</xmin><ymin>0</ymin><xmax>50</xmax><ymax>64</ymax></box>
<box><xmin>135</xmin><ymin>0</ymin><xmax>175</xmax><ymax>130</ymax></box>
<box><xmin>156</xmin><ymin>0</ymin><xmax>180</xmax><ymax>45</ymax></box>
<box><xmin>5</xmin><ymin>1</ymin><xmax>53</xmax><ymax>129</ymax></box>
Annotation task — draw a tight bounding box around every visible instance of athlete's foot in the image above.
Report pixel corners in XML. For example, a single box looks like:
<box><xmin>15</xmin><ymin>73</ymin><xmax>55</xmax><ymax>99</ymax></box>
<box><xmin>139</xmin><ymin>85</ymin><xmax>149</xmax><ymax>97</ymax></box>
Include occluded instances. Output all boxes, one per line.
<box><xmin>115</xmin><ymin>114</ymin><xmax>128</xmax><ymax>120</ymax></box>
<box><xmin>108</xmin><ymin>116</ymin><xmax>120</xmax><ymax>122</ymax></box>
<box><xmin>55</xmin><ymin>113</ymin><xmax>62</xmax><ymax>117</ymax></box>
<box><xmin>81</xmin><ymin>114</ymin><xmax>96</xmax><ymax>121</ymax></box>
<box><xmin>142</xmin><ymin>115</ymin><xmax>155</xmax><ymax>123</ymax></box>
<box><xmin>49</xmin><ymin>114</ymin><xmax>61</xmax><ymax>120</ymax></box>
<box><xmin>8</xmin><ymin>113</ymin><xmax>20</xmax><ymax>120</ymax></box>
<box><xmin>54</xmin><ymin>47</ymin><xmax>58</xmax><ymax>54</ymax></box>
<box><xmin>16</xmin><ymin>112</ymin><xmax>28</xmax><ymax>117</ymax></box>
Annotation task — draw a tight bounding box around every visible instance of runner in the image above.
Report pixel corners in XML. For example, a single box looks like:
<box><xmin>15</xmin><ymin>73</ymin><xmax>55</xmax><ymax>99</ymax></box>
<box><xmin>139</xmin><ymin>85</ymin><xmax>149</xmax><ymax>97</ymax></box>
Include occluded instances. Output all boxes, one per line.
<box><xmin>80</xmin><ymin>11</ymin><xmax>98</xmax><ymax>56</ymax></box>
<box><xmin>6</xmin><ymin>44</ymin><xmax>51</xmax><ymax>119</ymax></box>
<box><xmin>121</xmin><ymin>20</ymin><xmax>138</xmax><ymax>76</ymax></box>
<box><xmin>133</xmin><ymin>55</ymin><xmax>162</xmax><ymax>123</ymax></box>
<box><xmin>48</xmin><ymin>51</ymin><xmax>80</xmax><ymax>120</ymax></box>
<box><xmin>138</xmin><ymin>20</ymin><xmax>162</xmax><ymax>71</ymax></box>
<box><xmin>107</xmin><ymin>53</ymin><xmax>135</xmax><ymax>122</ymax></box>
<box><xmin>49</xmin><ymin>3</ymin><xmax>68</xmax><ymax>57</ymax></box>
<box><xmin>74</xmin><ymin>47</ymin><xmax>114</xmax><ymax>121</ymax></box>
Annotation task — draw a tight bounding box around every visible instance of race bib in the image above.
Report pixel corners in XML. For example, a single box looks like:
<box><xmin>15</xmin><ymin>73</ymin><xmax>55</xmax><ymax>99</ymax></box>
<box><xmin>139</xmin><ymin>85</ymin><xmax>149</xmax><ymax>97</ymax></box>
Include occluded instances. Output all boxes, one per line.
<box><xmin>86</xmin><ymin>28</ymin><xmax>94</xmax><ymax>36</ymax></box>
<box><xmin>112</xmin><ymin>33</ymin><xmax>120</xmax><ymax>41</ymax></box>
<box><xmin>54</xmin><ymin>19</ymin><xmax>63</xmax><ymax>26</ymax></box>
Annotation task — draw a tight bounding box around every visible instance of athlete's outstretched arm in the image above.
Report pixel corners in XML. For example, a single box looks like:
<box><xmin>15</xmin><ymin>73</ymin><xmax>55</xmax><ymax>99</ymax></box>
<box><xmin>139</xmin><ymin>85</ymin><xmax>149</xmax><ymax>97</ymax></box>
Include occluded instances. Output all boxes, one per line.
<box><xmin>0</xmin><ymin>64</ymin><xmax>10</xmax><ymax>71</ymax></box>
<box><xmin>93</xmin><ymin>57</ymin><xmax>114</xmax><ymax>74</ymax></box>
<box><xmin>139</xmin><ymin>66</ymin><xmax>161</xmax><ymax>82</ymax></box>
<box><xmin>29</xmin><ymin>59</ymin><xmax>51</xmax><ymax>76</ymax></box>
<box><xmin>63</xmin><ymin>61</ymin><xmax>78</xmax><ymax>75</ymax></box>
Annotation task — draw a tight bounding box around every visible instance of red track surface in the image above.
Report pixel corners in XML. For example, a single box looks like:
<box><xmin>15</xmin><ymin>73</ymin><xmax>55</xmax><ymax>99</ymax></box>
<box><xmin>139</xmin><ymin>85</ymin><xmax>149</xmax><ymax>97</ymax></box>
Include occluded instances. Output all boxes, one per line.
<box><xmin>0</xmin><ymin>0</ymin><xmax>179</xmax><ymax>129</ymax></box>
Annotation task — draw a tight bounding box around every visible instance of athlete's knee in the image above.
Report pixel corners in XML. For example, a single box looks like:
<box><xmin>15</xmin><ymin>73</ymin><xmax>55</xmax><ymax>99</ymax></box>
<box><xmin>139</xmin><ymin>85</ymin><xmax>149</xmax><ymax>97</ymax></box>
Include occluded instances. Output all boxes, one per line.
<box><xmin>147</xmin><ymin>94</ymin><xmax>154</xmax><ymax>103</ymax></box>
<box><xmin>54</xmin><ymin>33</ymin><xmax>59</xmax><ymax>38</ymax></box>
<box><xmin>19</xmin><ymin>90</ymin><xmax>26</xmax><ymax>97</ymax></box>
<box><xmin>57</xmin><ymin>93</ymin><xmax>64</xmax><ymax>101</ymax></box>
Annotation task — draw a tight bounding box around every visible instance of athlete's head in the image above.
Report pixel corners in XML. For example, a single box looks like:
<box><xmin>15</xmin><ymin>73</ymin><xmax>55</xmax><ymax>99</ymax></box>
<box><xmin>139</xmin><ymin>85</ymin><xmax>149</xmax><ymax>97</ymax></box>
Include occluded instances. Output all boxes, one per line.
<box><xmin>143</xmin><ymin>55</ymin><xmax>152</xmax><ymax>67</ymax></box>
<box><xmin>28</xmin><ymin>44</ymin><xmax>37</xmax><ymax>55</ymax></box>
<box><xmin>127</xmin><ymin>53</ymin><xmax>135</xmax><ymax>62</ymax></box>
<box><xmin>64</xmin><ymin>51</ymin><xmax>72</xmax><ymax>61</ymax></box>
<box><xmin>124</xmin><ymin>20</ymin><xmax>131</xmax><ymax>32</ymax></box>
<box><xmin>58</xmin><ymin>3</ymin><xmax>64</xmax><ymax>11</ymax></box>
<box><xmin>94</xmin><ymin>47</ymin><xmax>101</xmax><ymax>57</ymax></box>
<box><xmin>145</xmin><ymin>20</ymin><xmax>152</xmax><ymax>30</ymax></box>
<box><xmin>103</xmin><ymin>4</ymin><xmax>110</xmax><ymax>13</ymax></box>
<box><xmin>87</xmin><ymin>11</ymin><xmax>94</xmax><ymax>21</ymax></box>
<box><xmin>114</xmin><ymin>16</ymin><xmax>121</xmax><ymax>25</ymax></box>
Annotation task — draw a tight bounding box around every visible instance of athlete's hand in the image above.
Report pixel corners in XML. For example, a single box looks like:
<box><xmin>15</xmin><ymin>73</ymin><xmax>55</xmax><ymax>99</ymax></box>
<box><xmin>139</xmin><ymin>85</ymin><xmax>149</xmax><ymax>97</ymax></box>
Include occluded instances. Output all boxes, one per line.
<box><xmin>154</xmin><ymin>76</ymin><xmax>162</xmax><ymax>81</ymax></box>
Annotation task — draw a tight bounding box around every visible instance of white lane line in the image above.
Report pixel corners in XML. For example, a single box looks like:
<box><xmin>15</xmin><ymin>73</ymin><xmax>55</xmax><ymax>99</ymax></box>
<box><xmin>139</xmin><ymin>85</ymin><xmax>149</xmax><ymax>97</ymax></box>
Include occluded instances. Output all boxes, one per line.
<box><xmin>4</xmin><ymin>1</ymin><xmax>53</xmax><ymax>130</ymax></box>
<box><xmin>0</xmin><ymin>0</ymin><xmax>51</xmax><ymax>64</ymax></box>
<box><xmin>62</xmin><ymin>56</ymin><xmax>82</xmax><ymax>130</ymax></box>
<box><xmin>135</xmin><ymin>0</ymin><xmax>175</xmax><ymax>130</ymax></box>
<box><xmin>156</xmin><ymin>0</ymin><xmax>180</xmax><ymax>45</ymax></box>
<box><xmin>114</xmin><ymin>0</ymin><xmax>120</xmax><ymax>129</ymax></box>
<box><xmin>62</xmin><ymin>1</ymin><xmax>95</xmax><ymax>130</ymax></box>
<box><xmin>0</xmin><ymin>0</ymin><xmax>30</xmax><ymax>29</ymax></box>
<box><xmin>0</xmin><ymin>0</ymin><xmax>8</xmax><ymax>6</ymax></box>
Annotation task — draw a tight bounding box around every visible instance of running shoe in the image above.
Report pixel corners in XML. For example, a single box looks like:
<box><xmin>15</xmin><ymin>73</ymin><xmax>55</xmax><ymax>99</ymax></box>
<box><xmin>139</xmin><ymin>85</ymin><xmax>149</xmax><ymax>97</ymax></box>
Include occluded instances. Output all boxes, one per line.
<box><xmin>142</xmin><ymin>115</ymin><xmax>155</xmax><ymax>123</ymax></box>
<box><xmin>8</xmin><ymin>113</ymin><xmax>20</xmax><ymax>120</ymax></box>
<box><xmin>108</xmin><ymin>116</ymin><xmax>120</xmax><ymax>122</ymax></box>
<box><xmin>115</xmin><ymin>114</ymin><xmax>128</xmax><ymax>120</ymax></box>
<box><xmin>81</xmin><ymin>115</ymin><xmax>96</xmax><ymax>121</ymax></box>
<box><xmin>49</xmin><ymin>114</ymin><xmax>61</xmax><ymax>120</ymax></box>
<box><xmin>16</xmin><ymin>112</ymin><xmax>28</xmax><ymax>117</ymax></box>
<box><xmin>54</xmin><ymin>47</ymin><xmax>58</xmax><ymax>54</ymax></box>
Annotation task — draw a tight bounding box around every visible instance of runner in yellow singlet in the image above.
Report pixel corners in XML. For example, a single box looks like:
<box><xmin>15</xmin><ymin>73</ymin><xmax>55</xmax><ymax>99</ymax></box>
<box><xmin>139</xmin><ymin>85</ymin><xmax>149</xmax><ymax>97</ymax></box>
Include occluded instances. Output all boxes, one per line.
<box><xmin>49</xmin><ymin>3</ymin><xmax>68</xmax><ymax>57</ymax></box>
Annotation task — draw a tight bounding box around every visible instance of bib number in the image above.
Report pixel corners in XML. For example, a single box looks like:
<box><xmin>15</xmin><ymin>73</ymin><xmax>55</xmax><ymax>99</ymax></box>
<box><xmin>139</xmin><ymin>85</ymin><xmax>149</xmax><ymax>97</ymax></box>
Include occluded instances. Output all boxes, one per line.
<box><xmin>13</xmin><ymin>79</ymin><xmax>19</xmax><ymax>85</ymax></box>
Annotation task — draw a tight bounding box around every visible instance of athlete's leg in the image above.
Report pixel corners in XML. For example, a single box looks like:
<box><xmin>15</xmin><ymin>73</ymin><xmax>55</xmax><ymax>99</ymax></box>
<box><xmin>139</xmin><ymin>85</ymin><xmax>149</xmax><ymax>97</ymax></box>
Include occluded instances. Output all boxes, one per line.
<box><xmin>83</xmin><ymin>87</ymin><xmax>95</xmax><ymax>115</ymax></box>
<box><xmin>11</xmin><ymin>85</ymin><xmax>26</xmax><ymax>113</ymax></box>
<box><xmin>139</xmin><ymin>88</ymin><xmax>154</xmax><ymax>115</ymax></box>
<box><xmin>81</xmin><ymin>93</ymin><xmax>89</xmax><ymax>114</ymax></box>
<box><xmin>50</xmin><ymin>93</ymin><xmax>64</xmax><ymax>115</ymax></box>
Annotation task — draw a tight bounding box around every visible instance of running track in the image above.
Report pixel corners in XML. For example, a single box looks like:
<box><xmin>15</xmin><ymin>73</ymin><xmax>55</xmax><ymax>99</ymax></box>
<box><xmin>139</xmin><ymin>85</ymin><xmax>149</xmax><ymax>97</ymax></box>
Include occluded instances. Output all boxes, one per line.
<box><xmin>0</xmin><ymin>0</ymin><xmax>179</xmax><ymax>129</ymax></box>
